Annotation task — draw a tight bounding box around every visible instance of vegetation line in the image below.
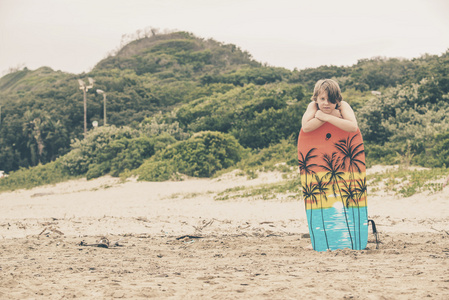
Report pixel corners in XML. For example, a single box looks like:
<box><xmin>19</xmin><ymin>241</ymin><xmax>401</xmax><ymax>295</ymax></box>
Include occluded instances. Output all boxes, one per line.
<box><xmin>1</xmin><ymin>31</ymin><xmax>449</xmax><ymax>192</ymax></box>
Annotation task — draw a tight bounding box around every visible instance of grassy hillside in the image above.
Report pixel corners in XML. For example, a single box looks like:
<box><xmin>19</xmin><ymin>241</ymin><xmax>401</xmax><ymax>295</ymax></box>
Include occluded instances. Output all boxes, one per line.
<box><xmin>0</xmin><ymin>30</ymin><xmax>448</xmax><ymax>191</ymax></box>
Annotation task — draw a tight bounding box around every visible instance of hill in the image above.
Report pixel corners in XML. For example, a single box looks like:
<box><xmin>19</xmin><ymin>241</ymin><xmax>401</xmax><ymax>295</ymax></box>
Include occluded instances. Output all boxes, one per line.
<box><xmin>0</xmin><ymin>30</ymin><xmax>448</xmax><ymax>187</ymax></box>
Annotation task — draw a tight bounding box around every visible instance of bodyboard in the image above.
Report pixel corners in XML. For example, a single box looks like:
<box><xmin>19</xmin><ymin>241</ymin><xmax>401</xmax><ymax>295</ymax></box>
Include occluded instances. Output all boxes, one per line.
<box><xmin>298</xmin><ymin>122</ymin><xmax>368</xmax><ymax>251</ymax></box>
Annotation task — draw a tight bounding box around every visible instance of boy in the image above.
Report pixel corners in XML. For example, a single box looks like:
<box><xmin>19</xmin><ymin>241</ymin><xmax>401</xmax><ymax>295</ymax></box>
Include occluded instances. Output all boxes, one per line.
<box><xmin>301</xmin><ymin>79</ymin><xmax>358</xmax><ymax>133</ymax></box>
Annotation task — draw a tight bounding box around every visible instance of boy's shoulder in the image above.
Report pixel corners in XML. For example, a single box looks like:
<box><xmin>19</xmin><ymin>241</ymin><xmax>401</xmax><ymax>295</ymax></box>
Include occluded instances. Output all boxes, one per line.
<box><xmin>307</xmin><ymin>101</ymin><xmax>318</xmax><ymax>109</ymax></box>
<box><xmin>339</xmin><ymin>100</ymin><xmax>353</xmax><ymax>110</ymax></box>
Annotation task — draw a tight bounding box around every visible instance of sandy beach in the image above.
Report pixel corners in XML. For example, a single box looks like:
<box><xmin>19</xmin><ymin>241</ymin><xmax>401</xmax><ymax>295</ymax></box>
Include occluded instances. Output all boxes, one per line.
<box><xmin>1</xmin><ymin>167</ymin><xmax>448</xmax><ymax>299</ymax></box>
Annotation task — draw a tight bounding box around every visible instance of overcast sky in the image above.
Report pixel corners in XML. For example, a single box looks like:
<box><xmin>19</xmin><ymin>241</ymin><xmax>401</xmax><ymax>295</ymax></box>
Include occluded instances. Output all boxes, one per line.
<box><xmin>1</xmin><ymin>0</ymin><xmax>449</xmax><ymax>76</ymax></box>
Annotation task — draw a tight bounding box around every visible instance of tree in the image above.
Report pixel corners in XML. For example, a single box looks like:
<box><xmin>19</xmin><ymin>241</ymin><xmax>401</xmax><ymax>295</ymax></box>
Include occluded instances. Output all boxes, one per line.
<box><xmin>335</xmin><ymin>134</ymin><xmax>365</xmax><ymax>249</ymax></box>
<box><xmin>298</xmin><ymin>147</ymin><xmax>318</xmax><ymax>247</ymax></box>
<box><xmin>320</xmin><ymin>152</ymin><xmax>354</xmax><ymax>249</ymax></box>
<box><xmin>302</xmin><ymin>181</ymin><xmax>320</xmax><ymax>248</ymax></box>
<box><xmin>315</xmin><ymin>174</ymin><xmax>330</xmax><ymax>249</ymax></box>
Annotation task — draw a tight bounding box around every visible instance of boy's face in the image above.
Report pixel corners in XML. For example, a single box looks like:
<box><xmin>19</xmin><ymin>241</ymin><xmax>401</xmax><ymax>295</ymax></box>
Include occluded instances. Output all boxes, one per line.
<box><xmin>316</xmin><ymin>90</ymin><xmax>337</xmax><ymax>114</ymax></box>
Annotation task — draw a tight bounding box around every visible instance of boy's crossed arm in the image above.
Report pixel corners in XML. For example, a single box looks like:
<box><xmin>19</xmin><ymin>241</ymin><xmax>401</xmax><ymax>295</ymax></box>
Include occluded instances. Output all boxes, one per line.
<box><xmin>301</xmin><ymin>101</ymin><xmax>358</xmax><ymax>133</ymax></box>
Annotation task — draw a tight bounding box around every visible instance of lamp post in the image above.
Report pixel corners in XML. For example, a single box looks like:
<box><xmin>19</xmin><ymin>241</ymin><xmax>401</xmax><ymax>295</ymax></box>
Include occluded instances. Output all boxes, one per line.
<box><xmin>96</xmin><ymin>89</ymin><xmax>107</xmax><ymax>126</ymax></box>
<box><xmin>77</xmin><ymin>78</ymin><xmax>94</xmax><ymax>135</ymax></box>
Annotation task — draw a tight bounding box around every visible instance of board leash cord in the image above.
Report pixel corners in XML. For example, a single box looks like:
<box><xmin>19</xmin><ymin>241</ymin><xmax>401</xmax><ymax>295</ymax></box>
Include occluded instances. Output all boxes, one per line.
<box><xmin>368</xmin><ymin>219</ymin><xmax>379</xmax><ymax>249</ymax></box>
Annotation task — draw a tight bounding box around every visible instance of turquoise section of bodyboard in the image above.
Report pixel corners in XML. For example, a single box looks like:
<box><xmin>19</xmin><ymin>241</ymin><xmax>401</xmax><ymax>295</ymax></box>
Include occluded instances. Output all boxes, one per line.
<box><xmin>306</xmin><ymin>206</ymin><xmax>368</xmax><ymax>251</ymax></box>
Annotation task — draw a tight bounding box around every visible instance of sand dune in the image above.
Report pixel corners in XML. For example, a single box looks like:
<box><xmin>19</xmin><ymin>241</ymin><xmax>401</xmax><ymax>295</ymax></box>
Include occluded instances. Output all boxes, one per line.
<box><xmin>1</xmin><ymin>167</ymin><xmax>448</xmax><ymax>299</ymax></box>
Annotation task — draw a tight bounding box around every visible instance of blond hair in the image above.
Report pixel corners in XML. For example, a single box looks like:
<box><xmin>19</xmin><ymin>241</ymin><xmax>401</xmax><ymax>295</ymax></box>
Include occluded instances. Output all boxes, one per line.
<box><xmin>311</xmin><ymin>79</ymin><xmax>343</xmax><ymax>104</ymax></box>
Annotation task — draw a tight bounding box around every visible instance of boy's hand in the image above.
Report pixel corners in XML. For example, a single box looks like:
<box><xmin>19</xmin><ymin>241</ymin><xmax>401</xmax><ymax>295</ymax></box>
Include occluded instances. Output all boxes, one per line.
<box><xmin>315</xmin><ymin>110</ymin><xmax>329</xmax><ymax>122</ymax></box>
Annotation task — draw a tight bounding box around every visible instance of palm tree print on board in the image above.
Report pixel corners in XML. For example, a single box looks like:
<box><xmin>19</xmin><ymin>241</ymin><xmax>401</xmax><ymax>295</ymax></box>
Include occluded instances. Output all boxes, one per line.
<box><xmin>302</xmin><ymin>181</ymin><xmax>320</xmax><ymax>248</ymax></box>
<box><xmin>298</xmin><ymin>123</ymin><xmax>368</xmax><ymax>251</ymax></box>
<box><xmin>355</xmin><ymin>177</ymin><xmax>368</xmax><ymax>249</ymax></box>
<box><xmin>298</xmin><ymin>148</ymin><xmax>318</xmax><ymax>247</ymax></box>
<box><xmin>315</xmin><ymin>174</ymin><xmax>330</xmax><ymax>249</ymax></box>
<box><xmin>340</xmin><ymin>179</ymin><xmax>358</xmax><ymax>248</ymax></box>
<box><xmin>320</xmin><ymin>152</ymin><xmax>354</xmax><ymax>249</ymax></box>
<box><xmin>335</xmin><ymin>134</ymin><xmax>365</xmax><ymax>249</ymax></box>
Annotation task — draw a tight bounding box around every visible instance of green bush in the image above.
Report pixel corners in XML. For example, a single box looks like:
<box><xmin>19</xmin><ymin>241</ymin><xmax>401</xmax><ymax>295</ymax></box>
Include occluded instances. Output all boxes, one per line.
<box><xmin>134</xmin><ymin>160</ymin><xmax>177</xmax><ymax>181</ymax></box>
<box><xmin>135</xmin><ymin>131</ymin><xmax>244</xmax><ymax>180</ymax></box>
<box><xmin>60</xmin><ymin>126</ymin><xmax>154</xmax><ymax>179</ymax></box>
<box><xmin>109</xmin><ymin>137</ymin><xmax>155</xmax><ymax>176</ymax></box>
<box><xmin>231</xmin><ymin>105</ymin><xmax>302</xmax><ymax>149</ymax></box>
<box><xmin>176</xmin><ymin>83</ymin><xmax>306</xmax><ymax>149</ymax></box>
<box><xmin>61</xmin><ymin>126</ymin><xmax>137</xmax><ymax>175</ymax></box>
<box><xmin>242</xmin><ymin>138</ymin><xmax>298</xmax><ymax>168</ymax></box>
<box><xmin>0</xmin><ymin>160</ymin><xmax>74</xmax><ymax>192</ymax></box>
<box><xmin>429</xmin><ymin>132</ymin><xmax>449</xmax><ymax>167</ymax></box>
<box><xmin>86</xmin><ymin>163</ymin><xmax>108</xmax><ymax>180</ymax></box>
<box><xmin>364</xmin><ymin>143</ymin><xmax>397</xmax><ymax>166</ymax></box>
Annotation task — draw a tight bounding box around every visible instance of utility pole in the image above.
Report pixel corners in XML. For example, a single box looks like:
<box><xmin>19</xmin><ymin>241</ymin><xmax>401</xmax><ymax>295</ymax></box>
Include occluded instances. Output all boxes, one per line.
<box><xmin>77</xmin><ymin>78</ymin><xmax>94</xmax><ymax>135</ymax></box>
